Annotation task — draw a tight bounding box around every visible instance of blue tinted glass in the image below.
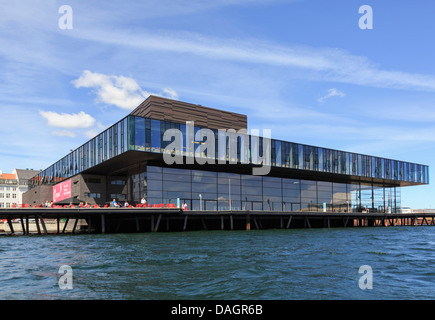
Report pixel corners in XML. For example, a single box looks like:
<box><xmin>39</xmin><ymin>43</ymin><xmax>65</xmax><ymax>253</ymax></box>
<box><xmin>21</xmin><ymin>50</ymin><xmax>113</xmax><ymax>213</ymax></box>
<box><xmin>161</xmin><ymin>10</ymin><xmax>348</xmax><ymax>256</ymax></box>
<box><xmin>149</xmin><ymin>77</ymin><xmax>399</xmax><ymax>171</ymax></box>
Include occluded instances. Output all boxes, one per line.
<box><xmin>135</xmin><ymin>117</ymin><xmax>145</xmax><ymax>151</ymax></box>
<box><xmin>151</xmin><ymin>119</ymin><xmax>161</xmax><ymax>153</ymax></box>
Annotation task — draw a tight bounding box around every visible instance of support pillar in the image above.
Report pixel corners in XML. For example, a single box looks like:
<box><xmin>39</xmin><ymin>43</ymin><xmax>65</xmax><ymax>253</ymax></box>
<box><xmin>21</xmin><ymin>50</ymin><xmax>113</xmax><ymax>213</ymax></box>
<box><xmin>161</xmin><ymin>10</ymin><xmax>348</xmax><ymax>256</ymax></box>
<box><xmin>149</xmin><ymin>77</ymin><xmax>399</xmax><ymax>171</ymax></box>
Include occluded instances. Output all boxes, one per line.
<box><xmin>304</xmin><ymin>217</ymin><xmax>311</xmax><ymax>228</ymax></box>
<box><xmin>35</xmin><ymin>217</ymin><xmax>41</xmax><ymax>235</ymax></box>
<box><xmin>72</xmin><ymin>219</ymin><xmax>79</xmax><ymax>234</ymax></box>
<box><xmin>39</xmin><ymin>216</ymin><xmax>48</xmax><ymax>235</ymax></box>
<box><xmin>135</xmin><ymin>217</ymin><xmax>140</xmax><ymax>232</ymax></box>
<box><xmin>246</xmin><ymin>214</ymin><xmax>250</xmax><ymax>231</ymax></box>
<box><xmin>6</xmin><ymin>218</ymin><xmax>14</xmax><ymax>234</ymax></box>
<box><xmin>286</xmin><ymin>216</ymin><xmax>292</xmax><ymax>229</ymax></box>
<box><xmin>20</xmin><ymin>217</ymin><xmax>25</xmax><ymax>234</ymax></box>
<box><xmin>183</xmin><ymin>215</ymin><xmax>188</xmax><ymax>231</ymax></box>
<box><xmin>201</xmin><ymin>217</ymin><xmax>207</xmax><ymax>230</ymax></box>
<box><xmin>153</xmin><ymin>215</ymin><xmax>162</xmax><ymax>232</ymax></box>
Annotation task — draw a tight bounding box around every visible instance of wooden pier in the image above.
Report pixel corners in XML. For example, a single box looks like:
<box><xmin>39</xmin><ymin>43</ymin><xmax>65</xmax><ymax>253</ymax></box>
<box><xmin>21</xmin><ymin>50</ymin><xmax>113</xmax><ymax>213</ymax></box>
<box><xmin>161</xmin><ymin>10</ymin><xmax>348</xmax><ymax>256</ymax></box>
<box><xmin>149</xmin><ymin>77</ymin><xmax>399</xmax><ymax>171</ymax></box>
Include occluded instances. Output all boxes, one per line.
<box><xmin>1</xmin><ymin>208</ymin><xmax>435</xmax><ymax>235</ymax></box>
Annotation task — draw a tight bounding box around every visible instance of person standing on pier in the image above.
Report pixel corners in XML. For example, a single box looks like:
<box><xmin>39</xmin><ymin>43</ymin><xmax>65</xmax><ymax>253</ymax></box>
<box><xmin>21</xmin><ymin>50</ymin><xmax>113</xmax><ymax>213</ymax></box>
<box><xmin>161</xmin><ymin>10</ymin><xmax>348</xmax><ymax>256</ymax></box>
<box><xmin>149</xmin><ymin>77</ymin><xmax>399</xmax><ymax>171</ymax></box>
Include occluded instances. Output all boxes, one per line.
<box><xmin>112</xmin><ymin>199</ymin><xmax>119</xmax><ymax>207</ymax></box>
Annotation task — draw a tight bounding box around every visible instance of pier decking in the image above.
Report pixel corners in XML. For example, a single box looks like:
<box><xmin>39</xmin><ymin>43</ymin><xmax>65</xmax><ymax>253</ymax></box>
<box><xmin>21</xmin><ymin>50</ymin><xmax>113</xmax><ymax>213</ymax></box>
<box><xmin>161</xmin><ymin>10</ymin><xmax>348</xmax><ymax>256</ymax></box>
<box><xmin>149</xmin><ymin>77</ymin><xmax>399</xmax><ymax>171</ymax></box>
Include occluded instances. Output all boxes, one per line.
<box><xmin>1</xmin><ymin>207</ymin><xmax>435</xmax><ymax>235</ymax></box>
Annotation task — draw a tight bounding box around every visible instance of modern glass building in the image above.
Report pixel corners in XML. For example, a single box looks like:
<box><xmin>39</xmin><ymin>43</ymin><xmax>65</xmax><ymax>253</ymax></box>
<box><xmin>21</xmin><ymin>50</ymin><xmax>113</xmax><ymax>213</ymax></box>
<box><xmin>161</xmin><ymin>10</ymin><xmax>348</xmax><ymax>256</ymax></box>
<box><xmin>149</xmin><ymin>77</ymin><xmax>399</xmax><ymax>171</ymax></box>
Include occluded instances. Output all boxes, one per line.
<box><xmin>26</xmin><ymin>96</ymin><xmax>429</xmax><ymax>213</ymax></box>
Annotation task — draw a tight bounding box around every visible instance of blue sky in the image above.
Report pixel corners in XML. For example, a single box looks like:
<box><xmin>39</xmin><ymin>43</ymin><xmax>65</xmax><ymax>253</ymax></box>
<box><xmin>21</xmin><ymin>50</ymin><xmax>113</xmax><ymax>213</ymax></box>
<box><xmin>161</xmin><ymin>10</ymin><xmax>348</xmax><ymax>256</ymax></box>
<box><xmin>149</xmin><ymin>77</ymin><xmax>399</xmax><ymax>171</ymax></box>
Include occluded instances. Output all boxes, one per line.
<box><xmin>1</xmin><ymin>0</ymin><xmax>434</xmax><ymax>208</ymax></box>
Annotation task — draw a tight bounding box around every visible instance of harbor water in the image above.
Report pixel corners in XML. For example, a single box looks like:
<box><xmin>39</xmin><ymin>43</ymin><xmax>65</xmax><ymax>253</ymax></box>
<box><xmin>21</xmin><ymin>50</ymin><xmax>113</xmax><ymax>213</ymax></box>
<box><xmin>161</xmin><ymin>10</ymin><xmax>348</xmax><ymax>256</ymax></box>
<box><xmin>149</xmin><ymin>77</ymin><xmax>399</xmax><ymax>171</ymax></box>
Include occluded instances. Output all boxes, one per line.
<box><xmin>0</xmin><ymin>226</ymin><xmax>434</xmax><ymax>300</ymax></box>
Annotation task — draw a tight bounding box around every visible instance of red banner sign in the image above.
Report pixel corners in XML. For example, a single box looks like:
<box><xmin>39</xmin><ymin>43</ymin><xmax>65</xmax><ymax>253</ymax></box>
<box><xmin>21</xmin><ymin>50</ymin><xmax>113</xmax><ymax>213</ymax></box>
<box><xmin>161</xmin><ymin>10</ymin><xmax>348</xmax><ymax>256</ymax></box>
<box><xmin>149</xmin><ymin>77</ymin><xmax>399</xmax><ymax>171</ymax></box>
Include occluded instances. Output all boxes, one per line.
<box><xmin>53</xmin><ymin>179</ymin><xmax>71</xmax><ymax>203</ymax></box>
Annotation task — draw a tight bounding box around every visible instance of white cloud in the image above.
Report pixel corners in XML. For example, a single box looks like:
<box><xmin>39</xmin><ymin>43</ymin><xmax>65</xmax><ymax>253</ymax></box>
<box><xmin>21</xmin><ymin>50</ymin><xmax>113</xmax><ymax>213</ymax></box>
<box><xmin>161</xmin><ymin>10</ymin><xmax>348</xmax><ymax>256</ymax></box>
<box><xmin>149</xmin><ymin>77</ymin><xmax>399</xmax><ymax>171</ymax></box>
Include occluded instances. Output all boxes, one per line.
<box><xmin>72</xmin><ymin>70</ymin><xmax>178</xmax><ymax>110</ymax></box>
<box><xmin>162</xmin><ymin>88</ymin><xmax>179</xmax><ymax>100</ymax></box>
<box><xmin>83</xmin><ymin>122</ymin><xmax>109</xmax><ymax>139</ymax></box>
<box><xmin>51</xmin><ymin>130</ymin><xmax>77</xmax><ymax>138</ymax></box>
<box><xmin>317</xmin><ymin>88</ymin><xmax>345</xmax><ymax>103</ymax></box>
<box><xmin>39</xmin><ymin>110</ymin><xmax>96</xmax><ymax>129</ymax></box>
<box><xmin>69</xmin><ymin>29</ymin><xmax>435</xmax><ymax>93</ymax></box>
<box><xmin>83</xmin><ymin>129</ymin><xmax>99</xmax><ymax>139</ymax></box>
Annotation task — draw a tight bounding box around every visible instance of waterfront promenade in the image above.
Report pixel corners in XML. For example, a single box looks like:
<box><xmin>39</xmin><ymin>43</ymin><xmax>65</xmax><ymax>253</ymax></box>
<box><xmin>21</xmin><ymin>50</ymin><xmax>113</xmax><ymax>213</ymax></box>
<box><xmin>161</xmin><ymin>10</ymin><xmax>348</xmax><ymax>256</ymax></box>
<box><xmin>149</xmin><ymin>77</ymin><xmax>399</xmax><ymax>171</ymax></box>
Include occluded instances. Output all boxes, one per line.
<box><xmin>1</xmin><ymin>205</ymin><xmax>435</xmax><ymax>235</ymax></box>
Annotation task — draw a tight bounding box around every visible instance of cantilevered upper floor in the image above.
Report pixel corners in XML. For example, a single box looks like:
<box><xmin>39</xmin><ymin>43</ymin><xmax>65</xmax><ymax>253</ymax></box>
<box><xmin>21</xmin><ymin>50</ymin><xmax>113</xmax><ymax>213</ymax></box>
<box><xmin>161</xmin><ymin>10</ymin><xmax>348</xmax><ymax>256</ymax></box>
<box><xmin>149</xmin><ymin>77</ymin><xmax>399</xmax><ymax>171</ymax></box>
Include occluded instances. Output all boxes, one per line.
<box><xmin>29</xmin><ymin>96</ymin><xmax>429</xmax><ymax>188</ymax></box>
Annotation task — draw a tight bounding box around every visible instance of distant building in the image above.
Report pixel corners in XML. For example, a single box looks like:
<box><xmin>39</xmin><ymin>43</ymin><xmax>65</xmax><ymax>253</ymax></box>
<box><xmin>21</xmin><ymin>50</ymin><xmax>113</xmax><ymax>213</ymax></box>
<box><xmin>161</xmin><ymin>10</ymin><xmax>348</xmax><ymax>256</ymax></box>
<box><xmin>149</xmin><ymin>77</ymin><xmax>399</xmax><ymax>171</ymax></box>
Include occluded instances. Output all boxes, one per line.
<box><xmin>0</xmin><ymin>169</ymin><xmax>40</xmax><ymax>208</ymax></box>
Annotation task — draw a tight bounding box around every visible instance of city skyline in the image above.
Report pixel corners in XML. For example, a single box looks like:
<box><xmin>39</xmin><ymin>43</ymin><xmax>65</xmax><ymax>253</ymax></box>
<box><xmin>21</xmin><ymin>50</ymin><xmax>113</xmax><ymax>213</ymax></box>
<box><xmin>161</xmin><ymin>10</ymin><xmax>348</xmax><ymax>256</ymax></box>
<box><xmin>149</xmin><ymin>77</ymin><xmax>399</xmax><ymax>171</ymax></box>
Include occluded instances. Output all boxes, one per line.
<box><xmin>1</xmin><ymin>1</ymin><xmax>434</xmax><ymax>208</ymax></box>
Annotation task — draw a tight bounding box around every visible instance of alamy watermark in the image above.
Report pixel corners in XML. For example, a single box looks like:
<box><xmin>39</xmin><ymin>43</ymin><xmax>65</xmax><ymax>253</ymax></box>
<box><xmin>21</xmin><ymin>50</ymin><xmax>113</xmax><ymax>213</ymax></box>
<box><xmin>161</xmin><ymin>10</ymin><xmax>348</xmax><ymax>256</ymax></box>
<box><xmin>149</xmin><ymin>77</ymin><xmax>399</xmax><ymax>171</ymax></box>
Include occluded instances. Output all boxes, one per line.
<box><xmin>359</xmin><ymin>5</ymin><xmax>373</xmax><ymax>30</ymax></box>
<box><xmin>58</xmin><ymin>5</ymin><xmax>73</xmax><ymax>30</ymax></box>
<box><xmin>162</xmin><ymin>121</ymin><xmax>271</xmax><ymax>175</ymax></box>
<box><xmin>58</xmin><ymin>265</ymin><xmax>73</xmax><ymax>290</ymax></box>
<box><xmin>358</xmin><ymin>265</ymin><xmax>373</xmax><ymax>290</ymax></box>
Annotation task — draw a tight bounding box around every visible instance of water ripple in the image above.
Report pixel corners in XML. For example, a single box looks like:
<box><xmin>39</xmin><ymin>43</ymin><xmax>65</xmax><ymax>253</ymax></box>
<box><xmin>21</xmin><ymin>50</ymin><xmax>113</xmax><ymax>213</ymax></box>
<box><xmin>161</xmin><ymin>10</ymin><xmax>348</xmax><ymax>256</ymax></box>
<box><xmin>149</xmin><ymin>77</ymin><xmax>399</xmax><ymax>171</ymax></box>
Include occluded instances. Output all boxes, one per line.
<box><xmin>0</xmin><ymin>228</ymin><xmax>435</xmax><ymax>299</ymax></box>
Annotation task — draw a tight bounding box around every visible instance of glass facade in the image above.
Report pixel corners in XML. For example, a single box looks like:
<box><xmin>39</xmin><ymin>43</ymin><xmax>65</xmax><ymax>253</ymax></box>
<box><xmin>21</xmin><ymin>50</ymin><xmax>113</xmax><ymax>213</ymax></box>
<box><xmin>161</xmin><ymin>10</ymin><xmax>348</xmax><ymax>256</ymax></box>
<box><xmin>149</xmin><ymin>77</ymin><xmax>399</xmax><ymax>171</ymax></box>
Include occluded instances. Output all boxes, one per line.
<box><xmin>29</xmin><ymin>115</ymin><xmax>429</xmax><ymax>188</ymax></box>
<box><xmin>28</xmin><ymin>114</ymin><xmax>427</xmax><ymax>213</ymax></box>
<box><xmin>130</xmin><ymin>166</ymin><xmax>401</xmax><ymax>213</ymax></box>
